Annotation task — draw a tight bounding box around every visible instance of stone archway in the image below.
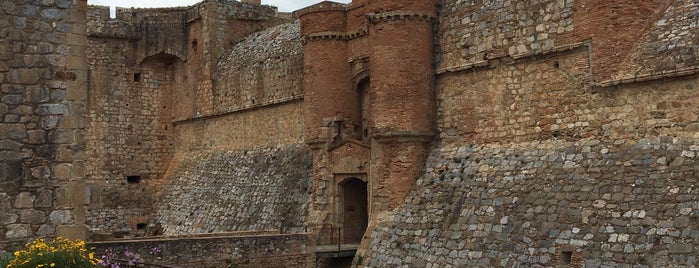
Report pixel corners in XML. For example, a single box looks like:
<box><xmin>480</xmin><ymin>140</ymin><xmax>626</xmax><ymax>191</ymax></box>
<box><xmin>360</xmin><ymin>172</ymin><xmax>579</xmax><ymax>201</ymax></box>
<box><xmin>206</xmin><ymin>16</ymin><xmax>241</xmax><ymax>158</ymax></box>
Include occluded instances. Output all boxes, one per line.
<box><xmin>340</xmin><ymin>178</ymin><xmax>368</xmax><ymax>243</ymax></box>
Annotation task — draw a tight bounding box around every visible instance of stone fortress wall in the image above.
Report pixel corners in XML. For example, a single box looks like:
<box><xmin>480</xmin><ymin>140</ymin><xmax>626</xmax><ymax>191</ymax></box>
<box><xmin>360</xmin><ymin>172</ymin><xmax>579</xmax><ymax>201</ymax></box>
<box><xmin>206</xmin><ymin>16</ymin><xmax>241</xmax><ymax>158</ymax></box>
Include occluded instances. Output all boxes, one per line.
<box><xmin>1</xmin><ymin>0</ymin><xmax>697</xmax><ymax>267</ymax></box>
<box><xmin>1</xmin><ymin>0</ymin><xmax>89</xmax><ymax>247</ymax></box>
<box><xmin>82</xmin><ymin>0</ymin><xmax>303</xmax><ymax>238</ymax></box>
<box><xmin>356</xmin><ymin>0</ymin><xmax>699</xmax><ymax>266</ymax></box>
<box><xmin>156</xmin><ymin>20</ymin><xmax>309</xmax><ymax>236</ymax></box>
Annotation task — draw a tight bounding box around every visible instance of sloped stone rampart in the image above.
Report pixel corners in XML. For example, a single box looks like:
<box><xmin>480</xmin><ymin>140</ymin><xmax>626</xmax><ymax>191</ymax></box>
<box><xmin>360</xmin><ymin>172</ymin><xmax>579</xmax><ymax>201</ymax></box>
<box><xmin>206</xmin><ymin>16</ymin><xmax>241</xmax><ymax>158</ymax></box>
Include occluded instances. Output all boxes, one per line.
<box><xmin>154</xmin><ymin>144</ymin><xmax>312</xmax><ymax>235</ymax></box>
<box><xmin>214</xmin><ymin>21</ymin><xmax>303</xmax><ymax>113</ymax></box>
<box><xmin>617</xmin><ymin>0</ymin><xmax>699</xmax><ymax>77</ymax></box>
<box><xmin>362</xmin><ymin>137</ymin><xmax>698</xmax><ymax>267</ymax></box>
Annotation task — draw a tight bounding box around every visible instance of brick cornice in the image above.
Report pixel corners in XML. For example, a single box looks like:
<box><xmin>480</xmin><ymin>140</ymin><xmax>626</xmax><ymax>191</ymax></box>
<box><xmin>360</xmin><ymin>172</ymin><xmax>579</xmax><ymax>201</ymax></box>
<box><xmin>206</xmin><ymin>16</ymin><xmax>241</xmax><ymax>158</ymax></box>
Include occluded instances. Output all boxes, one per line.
<box><xmin>365</xmin><ymin>11</ymin><xmax>436</xmax><ymax>24</ymax></box>
<box><xmin>302</xmin><ymin>27</ymin><xmax>368</xmax><ymax>44</ymax></box>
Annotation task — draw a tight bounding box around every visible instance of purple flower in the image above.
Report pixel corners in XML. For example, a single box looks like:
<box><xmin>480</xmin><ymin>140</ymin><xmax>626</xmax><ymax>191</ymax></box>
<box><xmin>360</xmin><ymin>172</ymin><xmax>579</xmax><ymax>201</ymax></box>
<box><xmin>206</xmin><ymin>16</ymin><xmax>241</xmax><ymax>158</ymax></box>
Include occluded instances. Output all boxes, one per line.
<box><xmin>149</xmin><ymin>246</ymin><xmax>162</xmax><ymax>255</ymax></box>
<box><xmin>123</xmin><ymin>250</ymin><xmax>142</xmax><ymax>266</ymax></box>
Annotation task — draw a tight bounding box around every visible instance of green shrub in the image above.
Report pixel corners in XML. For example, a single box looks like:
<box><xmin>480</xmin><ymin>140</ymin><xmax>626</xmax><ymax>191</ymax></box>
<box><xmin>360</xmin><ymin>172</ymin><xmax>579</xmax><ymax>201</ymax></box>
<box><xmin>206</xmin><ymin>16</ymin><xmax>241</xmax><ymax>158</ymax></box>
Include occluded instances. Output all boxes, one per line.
<box><xmin>4</xmin><ymin>237</ymin><xmax>98</xmax><ymax>268</ymax></box>
<box><xmin>0</xmin><ymin>252</ymin><xmax>12</xmax><ymax>268</ymax></box>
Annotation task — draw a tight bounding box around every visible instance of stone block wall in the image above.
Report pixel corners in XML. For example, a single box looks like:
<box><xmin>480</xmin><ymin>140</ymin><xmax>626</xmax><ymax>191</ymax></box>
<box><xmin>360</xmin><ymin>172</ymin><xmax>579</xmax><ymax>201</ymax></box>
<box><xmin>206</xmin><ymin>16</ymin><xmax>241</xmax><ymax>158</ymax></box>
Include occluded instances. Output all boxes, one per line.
<box><xmin>154</xmin><ymin>19</ymin><xmax>308</xmax><ymax>237</ymax></box>
<box><xmin>82</xmin><ymin>0</ymin><xmax>289</xmax><ymax>237</ymax></box>
<box><xmin>361</xmin><ymin>137</ymin><xmax>698</xmax><ymax>267</ymax></box>
<box><xmin>437</xmin><ymin>48</ymin><xmax>699</xmax><ymax>144</ymax></box>
<box><xmin>90</xmin><ymin>233</ymin><xmax>314</xmax><ymax>268</ymax></box>
<box><xmin>355</xmin><ymin>0</ymin><xmax>698</xmax><ymax>264</ymax></box>
<box><xmin>153</xmin><ymin>144</ymin><xmax>311</xmax><ymax>235</ymax></box>
<box><xmin>173</xmin><ymin>101</ymin><xmax>305</xmax><ymax>153</ymax></box>
<box><xmin>436</xmin><ymin>0</ymin><xmax>686</xmax><ymax>81</ymax></box>
<box><xmin>213</xmin><ymin>21</ymin><xmax>303</xmax><ymax>113</ymax></box>
<box><xmin>616</xmin><ymin>0</ymin><xmax>698</xmax><ymax>78</ymax></box>
<box><xmin>0</xmin><ymin>0</ymin><xmax>89</xmax><ymax>249</ymax></box>
<box><xmin>85</xmin><ymin>19</ymin><xmax>180</xmax><ymax>235</ymax></box>
<box><xmin>437</xmin><ymin>0</ymin><xmax>574</xmax><ymax>70</ymax></box>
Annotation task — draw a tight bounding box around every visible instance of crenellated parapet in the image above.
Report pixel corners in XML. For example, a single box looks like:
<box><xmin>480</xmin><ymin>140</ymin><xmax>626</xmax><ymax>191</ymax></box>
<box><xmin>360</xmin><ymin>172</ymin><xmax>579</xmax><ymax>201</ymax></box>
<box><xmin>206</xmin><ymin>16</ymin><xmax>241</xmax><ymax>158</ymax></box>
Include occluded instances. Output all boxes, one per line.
<box><xmin>86</xmin><ymin>0</ymin><xmax>280</xmax><ymax>65</ymax></box>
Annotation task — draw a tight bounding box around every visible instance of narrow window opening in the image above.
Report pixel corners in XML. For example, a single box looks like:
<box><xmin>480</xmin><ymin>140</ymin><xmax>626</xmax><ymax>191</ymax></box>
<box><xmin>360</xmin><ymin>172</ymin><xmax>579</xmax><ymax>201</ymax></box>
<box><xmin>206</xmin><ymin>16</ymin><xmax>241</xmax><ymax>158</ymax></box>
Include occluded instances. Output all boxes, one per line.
<box><xmin>133</xmin><ymin>73</ymin><xmax>141</xmax><ymax>82</ymax></box>
<box><xmin>357</xmin><ymin>78</ymin><xmax>370</xmax><ymax>142</ymax></box>
<box><xmin>191</xmin><ymin>40</ymin><xmax>198</xmax><ymax>52</ymax></box>
<box><xmin>136</xmin><ymin>223</ymin><xmax>147</xmax><ymax>230</ymax></box>
<box><xmin>561</xmin><ymin>251</ymin><xmax>572</xmax><ymax>265</ymax></box>
<box><xmin>126</xmin><ymin>175</ymin><xmax>141</xmax><ymax>184</ymax></box>
<box><xmin>109</xmin><ymin>6</ymin><xmax>116</xmax><ymax>19</ymax></box>
<box><xmin>553</xmin><ymin>61</ymin><xmax>560</xmax><ymax>68</ymax></box>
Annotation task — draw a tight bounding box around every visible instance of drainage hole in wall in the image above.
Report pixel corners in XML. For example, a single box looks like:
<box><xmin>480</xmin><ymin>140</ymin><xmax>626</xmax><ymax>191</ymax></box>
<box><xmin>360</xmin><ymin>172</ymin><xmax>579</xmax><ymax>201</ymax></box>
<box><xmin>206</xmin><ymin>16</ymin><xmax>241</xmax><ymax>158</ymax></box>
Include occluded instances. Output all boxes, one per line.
<box><xmin>127</xmin><ymin>175</ymin><xmax>141</xmax><ymax>184</ymax></box>
<box><xmin>562</xmin><ymin>251</ymin><xmax>572</xmax><ymax>265</ymax></box>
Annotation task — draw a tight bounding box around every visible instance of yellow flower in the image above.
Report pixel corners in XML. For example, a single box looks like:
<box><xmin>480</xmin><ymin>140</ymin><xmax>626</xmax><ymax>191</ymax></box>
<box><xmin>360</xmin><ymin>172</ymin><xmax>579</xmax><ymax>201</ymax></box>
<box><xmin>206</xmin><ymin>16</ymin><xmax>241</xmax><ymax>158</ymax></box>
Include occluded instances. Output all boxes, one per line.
<box><xmin>50</xmin><ymin>263</ymin><xmax>56</xmax><ymax>267</ymax></box>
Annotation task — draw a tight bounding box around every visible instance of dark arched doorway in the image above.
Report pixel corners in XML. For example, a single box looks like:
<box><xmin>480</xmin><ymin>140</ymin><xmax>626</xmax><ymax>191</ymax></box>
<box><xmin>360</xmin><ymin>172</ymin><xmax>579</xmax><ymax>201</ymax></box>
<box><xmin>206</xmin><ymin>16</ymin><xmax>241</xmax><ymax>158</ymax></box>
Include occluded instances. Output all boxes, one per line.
<box><xmin>340</xmin><ymin>178</ymin><xmax>368</xmax><ymax>243</ymax></box>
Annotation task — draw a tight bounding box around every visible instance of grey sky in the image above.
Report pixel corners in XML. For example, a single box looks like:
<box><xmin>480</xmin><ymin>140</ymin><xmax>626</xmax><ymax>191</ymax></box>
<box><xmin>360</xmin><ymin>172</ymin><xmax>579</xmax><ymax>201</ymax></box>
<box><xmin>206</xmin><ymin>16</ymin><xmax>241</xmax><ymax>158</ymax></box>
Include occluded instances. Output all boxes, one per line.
<box><xmin>87</xmin><ymin>0</ymin><xmax>351</xmax><ymax>13</ymax></box>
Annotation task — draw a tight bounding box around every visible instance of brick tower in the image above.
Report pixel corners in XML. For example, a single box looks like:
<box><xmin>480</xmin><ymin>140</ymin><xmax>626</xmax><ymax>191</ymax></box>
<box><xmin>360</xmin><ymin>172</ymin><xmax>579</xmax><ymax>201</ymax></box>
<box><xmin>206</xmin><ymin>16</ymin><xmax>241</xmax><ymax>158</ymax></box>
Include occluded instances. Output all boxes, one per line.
<box><xmin>299</xmin><ymin>0</ymin><xmax>438</xmax><ymax>246</ymax></box>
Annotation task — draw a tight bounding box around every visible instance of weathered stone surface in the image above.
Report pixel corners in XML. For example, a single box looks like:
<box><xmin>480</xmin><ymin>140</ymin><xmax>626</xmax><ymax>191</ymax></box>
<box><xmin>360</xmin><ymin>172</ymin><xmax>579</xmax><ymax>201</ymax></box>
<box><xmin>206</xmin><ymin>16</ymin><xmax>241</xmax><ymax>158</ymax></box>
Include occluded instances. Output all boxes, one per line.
<box><xmin>1</xmin><ymin>0</ymin><xmax>88</xmax><ymax>249</ymax></box>
<box><xmin>6</xmin><ymin>68</ymin><xmax>41</xmax><ymax>84</ymax></box>
<box><xmin>35</xmin><ymin>189</ymin><xmax>52</xmax><ymax>208</ymax></box>
<box><xmin>151</xmin><ymin>144</ymin><xmax>311</xmax><ymax>235</ymax></box>
<box><xmin>49</xmin><ymin>210</ymin><xmax>72</xmax><ymax>225</ymax></box>
<box><xmin>2</xmin><ymin>1</ymin><xmax>697</xmax><ymax>267</ymax></box>
<box><xmin>14</xmin><ymin>192</ymin><xmax>34</xmax><ymax>208</ymax></box>
<box><xmin>0</xmin><ymin>124</ymin><xmax>27</xmax><ymax>140</ymax></box>
<box><xmin>0</xmin><ymin>214</ymin><xmax>18</xmax><ymax>225</ymax></box>
<box><xmin>36</xmin><ymin>224</ymin><xmax>55</xmax><ymax>236</ymax></box>
<box><xmin>20</xmin><ymin>209</ymin><xmax>45</xmax><ymax>224</ymax></box>
<box><xmin>37</xmin><ymin>103</ymin><xmax>66</xmax><ymax>115</ymax></box>
<box><xmin>55</xmin><ymin>0</ymin><xmax>71</xmax><ymax>9</ymax></box>
<box><xmin>40</xmin><ymin>8</ymin><xmax>61</xmax><ymax>20</ymax></box>
<box><xmin>362</xmin><ymin>137</ymin><xmax>699</xmax><ymax>267</ymax></box>
<box><xmin>5</xmin><ymin>224</ymin><xmax>31</xmax><ymax>239</ymax></box>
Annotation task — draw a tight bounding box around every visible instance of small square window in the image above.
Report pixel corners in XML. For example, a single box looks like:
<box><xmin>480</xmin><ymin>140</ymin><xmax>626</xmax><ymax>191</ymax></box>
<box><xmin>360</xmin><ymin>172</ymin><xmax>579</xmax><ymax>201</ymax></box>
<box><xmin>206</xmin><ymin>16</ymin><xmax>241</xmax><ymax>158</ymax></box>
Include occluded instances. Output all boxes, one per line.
<box><xmin>126</xmin><ymin>175</ymin><xmax>141</xmax><ymax>184</ymax></box>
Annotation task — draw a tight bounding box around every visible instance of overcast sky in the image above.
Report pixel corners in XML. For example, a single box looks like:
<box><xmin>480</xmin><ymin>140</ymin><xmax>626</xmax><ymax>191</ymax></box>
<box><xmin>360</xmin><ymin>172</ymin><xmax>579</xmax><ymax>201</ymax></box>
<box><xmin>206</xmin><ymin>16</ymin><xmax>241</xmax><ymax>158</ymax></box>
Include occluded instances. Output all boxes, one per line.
<box><xmin>87</xmin><ymin>0</ymin><xmax>351</xmax><ymax>13</ymax></box>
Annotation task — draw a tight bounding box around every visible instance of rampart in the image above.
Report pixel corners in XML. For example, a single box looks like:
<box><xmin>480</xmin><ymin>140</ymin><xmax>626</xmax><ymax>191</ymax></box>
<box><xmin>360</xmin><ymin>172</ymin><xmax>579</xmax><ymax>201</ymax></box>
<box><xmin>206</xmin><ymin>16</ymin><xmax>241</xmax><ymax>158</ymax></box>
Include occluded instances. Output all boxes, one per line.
<box><xmin>82</xmin><ymin>0</ymin><xmax>294</xmax><ymax>238</ymax></box>
<box><xmin>151</xmin><ymin>20</ymin><xmax>308</xmax><ymax>236</ymax></box>
<box><xmin>355</xmin><ymin>0</ymin><xmax>699</xmax><ymax>266</ymax></box>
